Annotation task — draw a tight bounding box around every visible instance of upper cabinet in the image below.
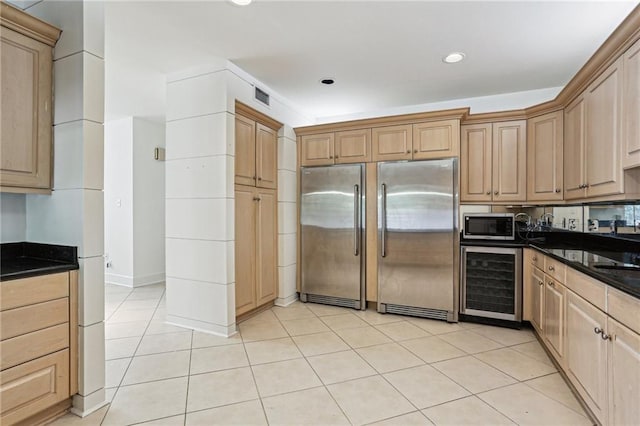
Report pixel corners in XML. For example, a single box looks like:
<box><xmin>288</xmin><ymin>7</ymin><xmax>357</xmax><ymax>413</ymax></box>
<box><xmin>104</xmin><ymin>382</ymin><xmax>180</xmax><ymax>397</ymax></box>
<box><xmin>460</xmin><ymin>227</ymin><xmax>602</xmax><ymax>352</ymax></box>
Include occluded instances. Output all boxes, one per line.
<box><xmin>235</xmin><ymin>112</ymin><xmax>278</xmax><ymax>189</ymax></box>
<box><xmin>299</xmin><ymin>129</ymin><xmax>371</xmax><ymax>166</ymax></box>
<box><xmin>461</xmin><ymin>120</ymin><xmax>526</xmax><ymax>203</ymax></box>
<box><xmin>372</xmin><ymin>124</ymin><xmax>412</xmax><ymax>162</ymax></box>
<box><xmin>622</xmin><ymin>38</ymin><xmax>640</xmax><ymax>169</ymax></box>
<box><xmin>412</xmin><ymin>119</ymin><xmax>460</xmax><ymax>160</ymax></box>
<box><xmin>527</xmin><ymin>111</ymin><xmax>564</xmax><ymax>202</ymax></box>
<box><xmin>0</xmin><ymin>3</ymin><xmax>61</xmax><ymax>194</ymax></box>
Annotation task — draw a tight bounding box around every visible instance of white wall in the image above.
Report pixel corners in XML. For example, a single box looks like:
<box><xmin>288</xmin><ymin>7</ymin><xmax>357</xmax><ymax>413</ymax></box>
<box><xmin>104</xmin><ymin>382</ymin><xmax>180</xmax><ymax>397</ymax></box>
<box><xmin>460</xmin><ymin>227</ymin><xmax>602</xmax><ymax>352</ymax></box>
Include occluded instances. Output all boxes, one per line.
<box><xmin>0</xmin><ymin>193</ymin><xmax>26</xmax><ymax>242</ymax></box>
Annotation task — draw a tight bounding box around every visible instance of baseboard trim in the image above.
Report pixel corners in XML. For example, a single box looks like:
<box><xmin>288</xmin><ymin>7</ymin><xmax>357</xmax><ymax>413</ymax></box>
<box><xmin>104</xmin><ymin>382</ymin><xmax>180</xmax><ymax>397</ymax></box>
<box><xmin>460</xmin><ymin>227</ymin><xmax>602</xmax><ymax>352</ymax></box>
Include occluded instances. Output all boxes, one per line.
<box><xmin>165</xmin><ymin>314</ymin><xmax>237</xmax><ymax>337</ymax></box>
<box><xmin>106</xmin><ymin>272</ymin><xmax>165</xmax><ymax>288</ymax></box>
<box><xmin>274</xmin><ymin>293</ymin><xmax>298</xmax><ymax>307</ymax></box>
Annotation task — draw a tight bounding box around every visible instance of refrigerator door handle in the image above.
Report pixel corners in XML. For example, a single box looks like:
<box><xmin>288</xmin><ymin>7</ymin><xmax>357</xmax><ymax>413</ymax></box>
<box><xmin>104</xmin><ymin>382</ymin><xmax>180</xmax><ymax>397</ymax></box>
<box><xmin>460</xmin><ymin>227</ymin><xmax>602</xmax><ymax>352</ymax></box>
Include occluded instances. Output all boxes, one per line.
<box><xmin>353</xmin><ymin>184</ymin><xmax>360</xmax><ymax>256</ymax></box>
<box><xmin>381</xmin><ymin>183</ymin><xmax>387</xmax><ymax>258</ymax></box>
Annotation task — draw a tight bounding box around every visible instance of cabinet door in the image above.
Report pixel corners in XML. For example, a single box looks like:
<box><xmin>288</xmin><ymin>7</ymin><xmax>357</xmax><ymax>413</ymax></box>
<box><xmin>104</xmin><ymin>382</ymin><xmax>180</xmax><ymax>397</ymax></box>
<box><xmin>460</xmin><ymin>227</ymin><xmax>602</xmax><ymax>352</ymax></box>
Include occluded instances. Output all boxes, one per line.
<box><xmin>607</xmin><ymin>317</ymin><xmax>640</xmax><ymax>426</ymax></box>
<box><xmin>460</xmin><ymin>124</ymin><xmax>492</xmax><ymax>202</ymax></box>
<box><xmin>622</xmin><ymin>38</ymin><xmax>640</xmax><ymax>169</ymax></box>
<box><xmin>527</xmin><ymin>111</ymin><xmax>564</xmax><ymax>202</ymax></box>
<box><xmin>372</xmin><ymin>125</ymin><xmax>412</xmax><ymax>161</ymax></box>
<box><xmin>566</xmin><ymin>290</ymin><xmax>608</xmax><ymax>423</ymax></box>
<box><xmin>235</xmin><ymin>186</ymin><xmax>257</xmax><ymax>316</ymax></box>
<box><xmin>256</xmin><ymin>123</ymin><xmax>277</xmax><ymax>189</ymax></box>
<box><xmin>564</xmin><ymin>96</ymin><xmax>587</xmax><ymax>200</ymax></box>
<box><xmin>492</xmin><ymin>120</ymin><xmax>526</xmax><ymax>202</ymax></box>
<box><xmin>412</xmin><ymin>119</ymin><xmax>460</xmax><ymax>160</ymax></box>
<box><xmin>335</xmin><ymin>129</ymin><xmax>371</xmax><ymax>164</ymax></box>
<box><xmin>0</xmin><ymin>27</ymin><xmax>52</xmax><ymax>190</ymax></box>
<box><xmin>530</xmin><ymin>266</ymin><xmax>544</xmax><ymax>334</ymax></box>
<box><xmin>235</xmin><ymin>115</ymin><xmax>256</xmax><ymax>186</ymax></box>
<box><xmin>256</xmin><ymin>189</ymin><xmax>277</xmax><ymax>306</ymax></box>
<box><xmin>544</xmin><ymin>276</ymin><xmax>565</xmax><ymax>363</ymax></box>
<box><xmin>585</xmin><ymin>57</ymin><xmax>623</xmax><ymax>198</ymax></box>
<box><xmin>300</xmin><ymin>133</ymin><xmax>334</xmax><ymax>166</ymax></box>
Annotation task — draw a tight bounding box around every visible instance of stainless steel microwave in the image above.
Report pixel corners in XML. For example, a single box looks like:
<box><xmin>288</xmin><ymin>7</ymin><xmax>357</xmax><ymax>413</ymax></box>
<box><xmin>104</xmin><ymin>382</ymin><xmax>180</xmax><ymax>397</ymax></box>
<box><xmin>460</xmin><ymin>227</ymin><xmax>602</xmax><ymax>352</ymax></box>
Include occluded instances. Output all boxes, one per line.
<box><xmin>462</xmin><ymin>213</ymin><xmax>515</xmax><ymax>240</ymax></box>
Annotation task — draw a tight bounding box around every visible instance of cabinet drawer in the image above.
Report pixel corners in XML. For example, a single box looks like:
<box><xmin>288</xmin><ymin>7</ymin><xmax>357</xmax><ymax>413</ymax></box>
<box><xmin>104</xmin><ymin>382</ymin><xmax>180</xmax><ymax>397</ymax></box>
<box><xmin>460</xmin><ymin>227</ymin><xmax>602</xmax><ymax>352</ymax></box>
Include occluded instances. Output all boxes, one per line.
<box><xmin>1</xmin><ymin>298</ymin><xmax>68</xmax><ymax>340</ymax></box>
<box><xmin>526</xmin><ymin>249</ymin><xmax>544</xmax><ymax>270</ymax></box>
<box><xmin>0</xmin><ymin>273</ymin><xmax>68</xmax><ymax>311</ymax></box>
<box><xmin>565</xmin><ymin>268</ymin><xmax>606</xmax><ymax>312</ymax></box>
<box><xmin>1</xmin><ymin>323</ymin><xmax>69</xmax><ymax>371</ymax></box>
<box><xmin>544</xmin><ymin>257</ymin><xmax>566</xmax><ymax>283</ymax></box>
<box><xmin>0</xmin><ymin>349</ymin><xmax>69</xmax><ymax>426</ymax></box>
<box><xmin>608</xmin><ymin>287</ymin><xmax>640</xmax><ymax>333</ymax></box>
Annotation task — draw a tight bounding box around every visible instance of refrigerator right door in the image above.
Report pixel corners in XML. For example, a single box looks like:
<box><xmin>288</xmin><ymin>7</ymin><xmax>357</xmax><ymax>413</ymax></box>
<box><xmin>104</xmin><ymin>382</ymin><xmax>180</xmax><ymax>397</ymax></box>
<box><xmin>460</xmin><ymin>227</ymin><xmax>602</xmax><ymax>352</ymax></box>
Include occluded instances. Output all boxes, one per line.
<box><xmin>378</xmin><ymin>159</ymin><xmax>458</xmax><ymax>321</ymax></box>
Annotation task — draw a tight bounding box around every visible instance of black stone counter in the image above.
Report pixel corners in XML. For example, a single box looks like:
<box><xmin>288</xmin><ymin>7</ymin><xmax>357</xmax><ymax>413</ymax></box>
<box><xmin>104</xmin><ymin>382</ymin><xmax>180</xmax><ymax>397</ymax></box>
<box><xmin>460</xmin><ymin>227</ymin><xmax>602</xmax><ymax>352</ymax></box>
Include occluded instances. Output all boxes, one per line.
<box><xmin>1</xmin><ymin>242</ymin><xmax>79</xmax><ymax>281</ymax></box>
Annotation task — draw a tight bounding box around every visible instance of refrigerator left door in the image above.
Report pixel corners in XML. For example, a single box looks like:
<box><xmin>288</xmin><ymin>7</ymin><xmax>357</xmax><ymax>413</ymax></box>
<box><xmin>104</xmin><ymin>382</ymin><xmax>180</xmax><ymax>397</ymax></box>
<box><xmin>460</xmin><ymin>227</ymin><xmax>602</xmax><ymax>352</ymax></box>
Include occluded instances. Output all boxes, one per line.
<box><xmin>300</xmin><ymin>164</ymin><xmax>365</xmax><ymax>309</ymax></box>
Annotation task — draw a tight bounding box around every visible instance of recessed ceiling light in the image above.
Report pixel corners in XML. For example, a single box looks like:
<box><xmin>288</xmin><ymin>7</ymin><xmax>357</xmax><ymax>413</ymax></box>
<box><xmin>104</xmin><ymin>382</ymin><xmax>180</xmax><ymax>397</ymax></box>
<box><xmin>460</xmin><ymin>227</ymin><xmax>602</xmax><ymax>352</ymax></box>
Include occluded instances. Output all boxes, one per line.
<box><xmin>443</xmin><ymin>52</ymin><xmax>466</xmax><ymax>64</ymax></box>
<box><xmin>230</xmin><ymin>0</ymin><xmax>252</xmax><ymax>5</ymax></box>
<box><xmin>320</xmin><ymin>78</ymin><xmax>335</xmax><ymax>85</ymax></box>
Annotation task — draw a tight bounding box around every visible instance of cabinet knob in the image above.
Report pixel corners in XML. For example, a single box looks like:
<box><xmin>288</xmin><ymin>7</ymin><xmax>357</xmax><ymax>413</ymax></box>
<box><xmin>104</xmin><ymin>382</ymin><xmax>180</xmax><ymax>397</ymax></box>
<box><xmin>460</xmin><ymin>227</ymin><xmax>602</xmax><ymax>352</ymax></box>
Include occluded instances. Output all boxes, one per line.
<box><xmin>414</xmin><ymin>149</ymin><xmax>418</xmax><ymax>153</ymax></box>
<box><xmin>253</xmin><ymin>196</ymin><xmax>260</xmax><ymax>201</ymax></box>
<box><xmin>548</xmin><ymin>265</ymin><xmax>555</xmax><ymax>271</ymax></box>
<box><xmin>585</xmin><ymin>183</ymin><xmax>590</xmax><ymax>188</ymax></box>
<box><xmin>494</xmin><ymin>191</ymin><xmax>499</xmax><ymax>195</ymax></box>
<box><xmin>555</xmin><ymin>188</ymin><xmax>561</xmax><ymax>193</ymax></box>
<box><xmin>532</xmin><ymin>256</ymin><xmax>537</xmax><ymax>261</ymax></box>
<box><xmin>253</xmin><ymin>175</ymin><xmax>256</xmax><ymax>180</ymax></box>
<box><xmin>594</xmin><ymin>327</ymin><xmax>602</xmax><ymax>335</ymax></box>
<box><xmin>538</xmin><ymin>280</ymin><xmax>544</xmax><ymax>287</ymax></box>
<box><xmin>329</xmin><ymin>155</ymin><xmax>333</xmax><ymax>159</ymax></box>
<box><xmin>601</xmin><ymin>332</ymin><xmax>611</xmax><ymax>341</ymax></box>
<box><xmin>486</xmin><ymin>191</ymin><xmax>491</xmax><ymax>195</ymax></box>
<box><xmin>335</xmin><ymin>155</ymin><xmax>339</xmax><ymax>159</ymax></box>
<box><xmin>406</xmin><ymin>150</ymin><xmax>411</xmax><ymax>154</ymax></box>
<box><xmin>258</xmin><ymin>177</ymin><xmax>262</xmax><ymax>181</ymax></box>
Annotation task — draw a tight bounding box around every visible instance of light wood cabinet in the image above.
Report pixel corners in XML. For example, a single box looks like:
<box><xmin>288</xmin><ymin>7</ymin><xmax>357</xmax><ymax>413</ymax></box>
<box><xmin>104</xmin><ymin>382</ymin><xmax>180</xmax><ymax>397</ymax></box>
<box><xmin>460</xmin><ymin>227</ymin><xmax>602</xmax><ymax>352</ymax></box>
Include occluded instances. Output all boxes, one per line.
<box><xmin>527</xmin><ymin>111</ymin><xmax>564</xmax><ymax>202</ymax></box>
<box><xmin>300</xmin><ymin>130</ymin><xmax>371</xmax><ymax>166</ymax></box>
<box><xmin>0</xmin><ymin>271</ymin><xmax>77</xmax><ymax>425</ymax></box>
<box><xmin>235</xmin><ymin>114</ymin><xmax>277</xmax><ymax>189</ymax></box>
<box><xmin>372</xmin><ymin>124</ymin><xmax>413</xmax><ymax>162</ymax></box>
<box><xmin>234</xmin><ymin>185</ymin><xmax>277</xmax><ymax>316</ymax></box>
<box><xmin>544</xmin><ymin>275</ymin><xmax>565</xmax><ymax>363</ymax></box>
<box><xmin>529</xmin><ymin>265</ymin><xmax>545</xmax><ymax>334</ymax></box>
<box><xmin>566</xmin><ymin>289</ymin><xmax>608</xmax><ymax>422</ymax></box>
<box><xmin>0</xmin><ymin>3</ymin><xmax>60</xmax><ymax>194</ymax></box>
<box><xmin>607</xmin><ymin>317</ymin><xmax>640</xmax><ymax>426</ymax></box>
<box><xmin>461</xmin><ymin>121</ymin><xmax>526</xmax><ymax>202</ymax></box>
<box><xmin>412</xmin><ymin>119</ymin><xmax>460</xmax><ymax>160</ymax></box>
<box><xmin>622</xmin><ymin>38</ymin><xmax>640</xmax><ymax>169</ymax></box>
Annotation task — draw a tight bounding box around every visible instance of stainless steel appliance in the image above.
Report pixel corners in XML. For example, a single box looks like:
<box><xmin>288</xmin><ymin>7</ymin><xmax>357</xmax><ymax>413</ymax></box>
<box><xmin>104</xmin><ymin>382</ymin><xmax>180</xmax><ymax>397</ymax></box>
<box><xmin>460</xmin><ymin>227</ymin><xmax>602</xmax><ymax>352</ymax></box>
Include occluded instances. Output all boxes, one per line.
<box><xmin>377</xmin><ymin>159</ymin><xmax>459</xmax><ymax>322</ymax></box>
<box><xmin>460</xmin><ymin>246</ymin><xmax>522</xmax><ymax>322</ymax></box>
<box><xmin>300</xmin><ymin>164</ymin><xmax>365</xmax><ymax>309</ymax></box>
<box><xmin>462</xmin><ymin>213</ymin><xmax>515</xmax><ymax>240</ymax></box>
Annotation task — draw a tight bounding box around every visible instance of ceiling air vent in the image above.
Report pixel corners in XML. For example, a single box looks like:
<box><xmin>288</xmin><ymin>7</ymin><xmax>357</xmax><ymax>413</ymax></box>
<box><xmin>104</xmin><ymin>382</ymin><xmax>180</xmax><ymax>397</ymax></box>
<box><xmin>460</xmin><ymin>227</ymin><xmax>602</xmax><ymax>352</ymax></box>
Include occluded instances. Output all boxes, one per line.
<box><xmin>255</xmin><ymin>86</ymin><xmax>270</xmax><ymax>106</ymax></box>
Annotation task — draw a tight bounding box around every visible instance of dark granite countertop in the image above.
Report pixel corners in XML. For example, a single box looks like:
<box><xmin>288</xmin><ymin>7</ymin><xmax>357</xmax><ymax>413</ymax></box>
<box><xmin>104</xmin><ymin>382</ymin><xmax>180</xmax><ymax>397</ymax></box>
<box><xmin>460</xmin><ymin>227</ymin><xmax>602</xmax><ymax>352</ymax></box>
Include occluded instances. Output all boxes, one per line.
<box><xmin>1</xmin><ymin>242</ymin><xmax>79</xmax><ymax>281</ymax></box>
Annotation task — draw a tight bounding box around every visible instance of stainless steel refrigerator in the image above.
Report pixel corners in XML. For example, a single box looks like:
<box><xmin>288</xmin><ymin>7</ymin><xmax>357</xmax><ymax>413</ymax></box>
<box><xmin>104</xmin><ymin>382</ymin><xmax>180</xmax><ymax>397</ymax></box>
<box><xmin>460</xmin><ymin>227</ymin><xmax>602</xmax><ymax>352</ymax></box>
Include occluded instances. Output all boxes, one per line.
<box><xmin>300</xmin><ymin>164</ymin><xmax>365</xmax><ymax>309</ymax></box>
<box><xmin>377</xmin><ymin>159</ymin><xmax>459</xmax><ymax>322</ymax></box>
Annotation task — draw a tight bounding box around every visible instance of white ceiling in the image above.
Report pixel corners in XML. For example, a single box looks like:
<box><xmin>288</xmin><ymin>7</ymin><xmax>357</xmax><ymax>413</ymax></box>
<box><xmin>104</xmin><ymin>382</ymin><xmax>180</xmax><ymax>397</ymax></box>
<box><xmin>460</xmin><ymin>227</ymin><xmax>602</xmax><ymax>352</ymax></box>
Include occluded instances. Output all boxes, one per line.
<box><xmin>105</xmin><ymin>0</ymin><xmax>639</xmax><ymax>123</ymax></box>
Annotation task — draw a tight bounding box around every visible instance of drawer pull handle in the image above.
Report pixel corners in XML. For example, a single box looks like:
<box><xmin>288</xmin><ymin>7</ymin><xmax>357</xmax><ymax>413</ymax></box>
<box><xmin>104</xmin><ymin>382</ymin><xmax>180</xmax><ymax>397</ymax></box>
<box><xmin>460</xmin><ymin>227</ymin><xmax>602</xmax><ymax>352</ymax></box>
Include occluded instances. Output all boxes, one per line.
<box><xmin>594</xmin><ymin>327</ymin><xmax>602</xmax><ymax>335</ymax></box>
<box><xmin>548</xmin><ymin>281</ymin><xmax>555</xmax><ymax>287</ymax></box>
<box><xmin>548</xmin><ymin>265</ymin><xmax>555</xmax><ymax>271</ymax></box>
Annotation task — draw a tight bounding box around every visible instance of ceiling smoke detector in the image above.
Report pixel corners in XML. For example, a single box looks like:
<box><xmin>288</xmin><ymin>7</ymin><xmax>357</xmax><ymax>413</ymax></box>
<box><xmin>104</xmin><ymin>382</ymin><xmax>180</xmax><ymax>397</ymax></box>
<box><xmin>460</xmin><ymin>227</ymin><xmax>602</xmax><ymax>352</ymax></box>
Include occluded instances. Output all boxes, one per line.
<box><xmin>443</xmin><ymin>52</ymin><xmax>466</xmax><ymax>64</ymax></box>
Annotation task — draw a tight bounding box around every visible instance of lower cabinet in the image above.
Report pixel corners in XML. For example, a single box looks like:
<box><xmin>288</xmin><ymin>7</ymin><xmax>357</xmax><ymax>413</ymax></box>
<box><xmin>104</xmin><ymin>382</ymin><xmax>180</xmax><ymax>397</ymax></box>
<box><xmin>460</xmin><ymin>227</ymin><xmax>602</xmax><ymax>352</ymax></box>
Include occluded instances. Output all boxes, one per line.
<box><xmin>543</xmin><ymin>276</ymin><xmax>565</xmax><ymax>363</ymax></box>
<box><xmin>607</xmin><ymin>317</ymin><xmax>640</xmax><ymax>426</ymax></box>
<box><xmin>235</xmin><ymin>185</ymin><xmax>277</xmax><ymax>316</ymax></box>
<box><xmin>529</xmin><ymin>266</ymin><xmax>544</xmax><ymax>334</ymax></box>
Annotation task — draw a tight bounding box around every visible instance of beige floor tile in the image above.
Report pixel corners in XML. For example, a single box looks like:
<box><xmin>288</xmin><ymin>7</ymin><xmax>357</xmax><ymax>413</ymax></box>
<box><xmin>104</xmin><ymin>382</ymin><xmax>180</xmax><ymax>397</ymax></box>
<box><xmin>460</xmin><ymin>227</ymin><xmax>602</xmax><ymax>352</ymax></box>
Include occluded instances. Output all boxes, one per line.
<box><xmin>272</xmin><ymin>305</ymin><xmax>315</xmax><ymax>321</ymax></box>
<box><xmin>145</xmin><ymin>320</ymin><xmax>191</xmax><ymax>335</ymax></box>
<box><xmin>438</xmin><ymin>330</ymin><xmax>504</xmax><ymax>354</ymax></box>
<box><xmin>401</xmin><ymin>336</ymin><xmax>466</xmax><ymax>363</ymax></box>
<box><xmin>510</xmin><ymin>341</ymin><xmax>554</xmax><ymax>366</ymax></box>
<box><xmin>240</xmin><ymin>320</ymin><xmax>288</xmax><ymax>342</ymax></box>
<box><xmin>422</xmin><ymin>395</ymin><xmax>516</xmax><ymax>425</ymax></box>
<box><xmin>245</xmin><ymin>337</ymin><xmax>303</xmax><ymax>365</ymax></box>
<box><xmin>292</xmin><ymin>331</ymin><xmax>350</xmax><ymax>356</ymax></box>
<box><xmin>409</xmin><ymin>318</ymin><xmax>464</xmax><ymax>335</ymax></box>
<box><xmin>458</xmin><ymin>321</ymin><xmax>484</xmax><ymax>330</ymax></box>
<box><xmin>49</xmin><ymin>405</ymin><xmax>109</xmax><ymax>425</ymax></box>
<box><xmin>354</xmin><ymin>309</ymin><xmax>405</xmax><ymax>325</ymax></box>
<box><xmin>118</xmin><ymin>299</ymin><xmax>161</xmax><ymax>311</ymax></box>
<box><xmin>321</xmin><ymin>313</ymin><xmax>369</xmax><ymax>330</ymax></box>
<box><xmin>105</xmin><ymin>320</ymin><xmax>149</xmax><ymax>339</ymax></box>
<box><xmin>105</xmin><ymin>336</ymin><xmax>141</xmax><ymax>360</ymax></box>
<box><xmin>102</xmin><ymin>377</ymin><xmax>188</xmax><ymax>426</ymax></box>
<box><xmin>432</xmin><ymin>355</ymin><xmax>516</xmax><ymax>393</ymax></box>
<box><xmin>472</xmin><ymin>325</ymin><xmax>537</xmax><ymax>346</ymax></box>
<box><xmin>137</xmin><ymin>414</ymin><xmax>186</xmax><ymax>425</ymax></box>
<box><xmin>105</xmin><ymin>358</ymin><xmax>131</xmax><ymax>388</ymax></box>
<box><xmin>475</xmin><ymin>347</ymin><xmax>556</xmax><ymax>381</ymax></box>
<box><xmin>190</xmin><ymin>344</ymin><xmax>249</xmax><ymax>374</ymax></box>
<box><xmin>478</xmin><ymin>383</ymin><xmax>590</xmax><ymax>425</ymax></box>
<box><xmin>307</xmin><ymin>350</ymin><xmax>377</xmax><ymax>384</ymax></box>
<box><xmin>187</xmin><ymin>367</ymin><xmax>258</xmax><ymax>412</ymax></box>
<box><xmin>280</xmin><ymin>317</ymin><xmax>330</xmax><ymax>336</ymax></box>
<box><xmin>240</xmin><ymin>309</ymin><xmax>279</xmax><ymax>325</ymax></box>
<box><xmin>192</xmin><ymin>330</ymin><xmax>243</xmax><ymax>348</ymax></box>
<box><xmin>136</xmin><ymin>331</ymin><xmax>192</xmax><ymax>356</ymax></box>
<box><xmin>251</xmin><ymin>358</ymin><xmax>322</xmax><ymax>397</ymax></box>
<box><xmin>376</xmin><ymin>321</ymin><xmax>431</xmax><ymax>341</ymax></box>
<box><xmin>186</xmin><ymin>399</ymin><xmax>267</xmax><ymax>425</ymax></box>
<box><xmin>356</xmin><ymin>343</ymin><xmax>424</xmax><ymax>373</ymax></box>
<box><xmin>384</xmin><ymin>364</ymin><xmax>470</xmax><ymax>409</ymax></box>
<box><xmin>153</xmin><ymin>308</ymin><xmax>167</xmax><ymax>320</ymax></box>
<box><xmin>327</xmin><ymin>375</ymin><xmax>415</xmax><ymax>425</ymax></box>
<box><xmin>306</xmin><ymin>303</ymin><xmax>354</xmax><ymax>316</ymax></box>
<box><xmin>105</xmin><ymin>387</ymin><xmax>117</xmax><ymax>403</ymax></box>
<box><xmin>369</xmin><ymin>411</ymin><xmax>434</xmax><ymax>425</ymax></box>
<box><xmin>122</xmin><ymin>350</ymin><xmax>190</xmax><ymax>385</ymax></box>
<box><xmin>335</xmin><ymin>326</ymin><xmax>392</xmax><ymax>348</ymax></box>
<box><xmin>263</xmin><ymin>387</ymin><xmax>350</xmax><ymax>426</ymax></box>
<box><xmin>126</xmin><ymin>291</ymin><xmax>164</xmax><ymax>301</ymax></box>
<box><xmin>525</xmin><ymin>373</ymin><xmax>586</xmax><ymax>415</ymax></box>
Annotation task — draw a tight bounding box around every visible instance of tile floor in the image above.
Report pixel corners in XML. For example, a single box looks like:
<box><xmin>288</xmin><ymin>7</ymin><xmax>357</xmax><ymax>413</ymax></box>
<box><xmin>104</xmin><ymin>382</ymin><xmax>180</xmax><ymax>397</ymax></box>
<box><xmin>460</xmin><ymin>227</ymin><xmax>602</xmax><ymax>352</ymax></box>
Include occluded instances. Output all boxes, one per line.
<box><xmin>51</xmin><ymin>283</ymin><xmax>592</xmax><ymax>426</ymax></box>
